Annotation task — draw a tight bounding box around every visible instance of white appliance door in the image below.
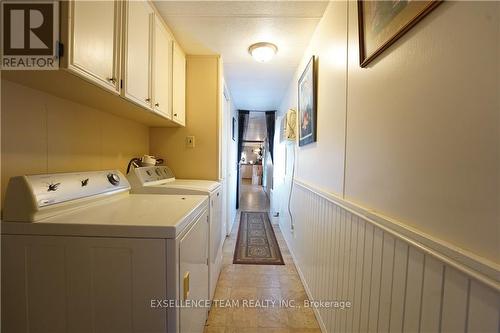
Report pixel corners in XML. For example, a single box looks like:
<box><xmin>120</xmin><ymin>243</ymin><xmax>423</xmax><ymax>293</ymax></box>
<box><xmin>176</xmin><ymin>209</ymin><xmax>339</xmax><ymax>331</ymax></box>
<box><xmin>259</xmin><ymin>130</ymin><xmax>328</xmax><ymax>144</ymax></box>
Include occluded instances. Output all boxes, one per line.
<box><xmin>1</xmin><ymin>235</ymin><xmax>167</xmax><ymax>333</ymax></box>
<box><xmin>179</xmin><ymin>211</ymin><xmax>209</xmax><ymax>333</ymax></box>
<box><xmin>209</xmin><ymin>189</ymin><xmax>224</xmax><ymax>299</ymax></box>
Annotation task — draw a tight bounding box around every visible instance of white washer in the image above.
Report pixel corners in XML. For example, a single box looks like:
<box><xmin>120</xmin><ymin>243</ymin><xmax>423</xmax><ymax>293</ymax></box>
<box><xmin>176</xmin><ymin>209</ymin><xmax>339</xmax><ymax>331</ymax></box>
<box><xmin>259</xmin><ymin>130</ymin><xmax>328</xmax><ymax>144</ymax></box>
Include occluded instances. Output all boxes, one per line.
<box><xmin>1</xmin><ymin>170</ymin><xmax>209</xmax><ymax>333</ymax></box>
<box><xmin>127</xmin><ymin>166</ymin><xmax>224</xmax><ymax>300</ymax></box>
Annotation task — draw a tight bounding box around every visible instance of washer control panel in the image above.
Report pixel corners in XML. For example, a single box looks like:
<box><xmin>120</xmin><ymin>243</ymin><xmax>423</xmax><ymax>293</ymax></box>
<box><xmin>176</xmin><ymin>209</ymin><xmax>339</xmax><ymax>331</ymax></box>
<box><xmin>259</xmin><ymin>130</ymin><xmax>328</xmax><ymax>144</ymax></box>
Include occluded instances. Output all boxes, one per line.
<box><xmin>25</xmin><ymin>170</ymin><xmax>130</xmax><ymax>208</ymax></box>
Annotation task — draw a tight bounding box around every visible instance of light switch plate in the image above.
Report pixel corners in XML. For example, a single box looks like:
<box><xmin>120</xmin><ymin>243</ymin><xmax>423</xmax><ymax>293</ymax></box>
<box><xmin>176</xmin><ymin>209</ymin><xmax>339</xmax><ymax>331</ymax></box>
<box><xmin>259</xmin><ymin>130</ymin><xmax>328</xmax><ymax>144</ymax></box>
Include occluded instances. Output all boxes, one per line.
<box><xmin>186</xmin><ymin>136</ymin><xmax>195</xmax><ymax>148</ymax></box>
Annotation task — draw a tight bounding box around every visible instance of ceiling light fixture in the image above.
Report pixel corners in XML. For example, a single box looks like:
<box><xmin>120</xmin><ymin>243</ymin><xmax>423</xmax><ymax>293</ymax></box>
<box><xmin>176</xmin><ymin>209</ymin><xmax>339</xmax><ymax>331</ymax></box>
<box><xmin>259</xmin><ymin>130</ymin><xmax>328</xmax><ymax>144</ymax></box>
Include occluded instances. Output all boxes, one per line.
<box><xmin>248</xmin><ymin>42</ymin><xmax>278</xmax><ymax>63</ymax></box>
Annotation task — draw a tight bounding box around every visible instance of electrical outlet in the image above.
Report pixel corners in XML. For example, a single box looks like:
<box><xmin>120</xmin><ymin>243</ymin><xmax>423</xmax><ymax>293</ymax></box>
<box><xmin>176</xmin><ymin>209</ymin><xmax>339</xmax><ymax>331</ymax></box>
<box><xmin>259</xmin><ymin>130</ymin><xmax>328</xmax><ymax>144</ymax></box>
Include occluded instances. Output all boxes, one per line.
<box><xmin>186</xmin><ymin>136</ymin><xmax>195</xmax><ymax>148</ymax></box>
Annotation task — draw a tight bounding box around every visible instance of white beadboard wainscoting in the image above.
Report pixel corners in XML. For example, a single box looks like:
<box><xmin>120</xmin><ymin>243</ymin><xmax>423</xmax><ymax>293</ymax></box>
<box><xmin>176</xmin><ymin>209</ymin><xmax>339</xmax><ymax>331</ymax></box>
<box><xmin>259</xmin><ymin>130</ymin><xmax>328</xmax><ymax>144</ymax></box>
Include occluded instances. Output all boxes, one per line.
<box><xmin>279</xmin><ymin>179</ymin><xmax>499</xmax><ymax>333</ymax></box>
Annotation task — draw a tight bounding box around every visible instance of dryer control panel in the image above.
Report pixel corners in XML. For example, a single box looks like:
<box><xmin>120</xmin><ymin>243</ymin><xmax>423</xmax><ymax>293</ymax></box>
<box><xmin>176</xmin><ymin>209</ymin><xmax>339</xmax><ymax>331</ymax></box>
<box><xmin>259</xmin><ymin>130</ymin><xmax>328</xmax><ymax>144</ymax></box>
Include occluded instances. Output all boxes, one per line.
<box><xmin>128</xmin><ymin>166</ymin><xmax>175</xmax><ymax>186</ymax></box>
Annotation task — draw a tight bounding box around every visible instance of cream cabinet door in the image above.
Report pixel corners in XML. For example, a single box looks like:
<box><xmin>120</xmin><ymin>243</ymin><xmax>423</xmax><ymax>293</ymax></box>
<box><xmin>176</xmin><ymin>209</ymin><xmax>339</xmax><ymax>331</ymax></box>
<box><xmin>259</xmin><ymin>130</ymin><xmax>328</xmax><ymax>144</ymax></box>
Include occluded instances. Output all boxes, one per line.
<box><xmin>69</xmin><ymin>0</ymin><xmax>121</xmax><ymax>92</ymax></box>
<box><xmin>123</xmin><ymin>0</ymin><xmax>153</xmax><ymax>109</ymax></box>
<box><xmin>172</xmin><ymin>42</ymin><xmax>186</xmax><ymax>126</ymax></box>
<box><xmin>153</xmin><ymin>17</ymin><xmax>172</xmax><ymax>118</ymax></box>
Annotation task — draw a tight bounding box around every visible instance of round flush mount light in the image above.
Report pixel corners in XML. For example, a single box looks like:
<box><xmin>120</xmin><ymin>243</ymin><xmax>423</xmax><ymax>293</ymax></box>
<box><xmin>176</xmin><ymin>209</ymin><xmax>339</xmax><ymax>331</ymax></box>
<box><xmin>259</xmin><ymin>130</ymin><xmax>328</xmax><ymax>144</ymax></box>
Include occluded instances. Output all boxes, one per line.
<box><xmin>248</xmin><ymin>42</ymin><xmax>278</xmax><ymax>63</ymax></box>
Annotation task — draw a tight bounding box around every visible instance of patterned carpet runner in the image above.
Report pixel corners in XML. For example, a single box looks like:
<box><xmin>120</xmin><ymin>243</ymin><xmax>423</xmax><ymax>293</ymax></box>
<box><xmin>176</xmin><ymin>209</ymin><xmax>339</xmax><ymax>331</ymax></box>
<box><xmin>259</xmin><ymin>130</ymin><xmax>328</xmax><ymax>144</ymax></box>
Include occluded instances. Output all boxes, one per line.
<box><xmin>233</xmin><ymin>211</ymin><xmax>284</xmax><ymax>265</ymax></box>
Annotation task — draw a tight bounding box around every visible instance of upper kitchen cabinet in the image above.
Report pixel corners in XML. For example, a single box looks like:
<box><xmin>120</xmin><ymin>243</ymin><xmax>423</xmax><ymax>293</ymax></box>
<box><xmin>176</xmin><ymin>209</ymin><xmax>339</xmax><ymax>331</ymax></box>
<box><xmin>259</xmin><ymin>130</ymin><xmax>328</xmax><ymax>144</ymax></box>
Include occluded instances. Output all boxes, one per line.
<box><xmin>2</xmin><ymin>0</ymin><xmax>187</xmax><ymax>127</ymax></box>
<box><xmin>122</xmin><ymin>0</ymin><xmax>154</xmax><ymax>109</ymax></box>
<box><xmin>61</xmin><ymin>0</ymin><xmax>122</xmax><ymax>93</ymax></box>
<box><xmin>172</xmin><ymin>42</ymin><xmax>186</xmax><ymax>126</ymax></box>
<box><xmin>153</xmin><ymin>16</ymin><xmax>173</xmax><ymax>119</ymax></box>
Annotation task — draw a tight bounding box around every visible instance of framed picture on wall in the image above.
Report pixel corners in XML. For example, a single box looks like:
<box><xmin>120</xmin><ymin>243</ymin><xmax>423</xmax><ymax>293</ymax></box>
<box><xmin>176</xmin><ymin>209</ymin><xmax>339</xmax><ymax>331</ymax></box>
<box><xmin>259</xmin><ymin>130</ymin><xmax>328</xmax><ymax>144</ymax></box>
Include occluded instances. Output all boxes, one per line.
<box><xmin>358</xmin><ymin>0</ymin><xmax>442</xmax><ymax>67</ymax></box>
<box><xmin>232</xmin><ymin>117</ymin><xmax>236</xmax><ymax>141</ymax></box>
<box><xmin>298</xmin><ymin>56</ymin><xmax>317</xmax><ymax>147</ymax></box>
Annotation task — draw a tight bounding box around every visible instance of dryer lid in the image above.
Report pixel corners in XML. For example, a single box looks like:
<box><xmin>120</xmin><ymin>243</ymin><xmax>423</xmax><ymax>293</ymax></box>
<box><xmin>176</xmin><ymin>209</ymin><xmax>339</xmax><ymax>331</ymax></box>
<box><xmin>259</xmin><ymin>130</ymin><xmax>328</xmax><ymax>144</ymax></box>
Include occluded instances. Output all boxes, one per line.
<box><xmin>157</xmin><ymin>179</ymin><xmax>221</xmax><ymax>193</ymax></box>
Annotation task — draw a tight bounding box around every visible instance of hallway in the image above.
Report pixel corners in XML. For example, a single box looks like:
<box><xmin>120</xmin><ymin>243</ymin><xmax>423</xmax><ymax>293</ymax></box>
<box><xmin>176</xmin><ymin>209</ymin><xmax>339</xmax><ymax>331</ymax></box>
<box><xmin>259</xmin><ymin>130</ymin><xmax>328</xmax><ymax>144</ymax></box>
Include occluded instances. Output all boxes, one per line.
<box><xmin>204</xmin><ymin>181</ymin><xmax>320</xmax><ymax>332</ymax></box>
<box><xmin>0</xmin><ymin>1</ymin><xmax>498</xmax><ymax>332</ymax></box>
<box><xmin>238</xmin><ymin>179</ymin><xmax>270</xmax><ymax>212</ymax></box>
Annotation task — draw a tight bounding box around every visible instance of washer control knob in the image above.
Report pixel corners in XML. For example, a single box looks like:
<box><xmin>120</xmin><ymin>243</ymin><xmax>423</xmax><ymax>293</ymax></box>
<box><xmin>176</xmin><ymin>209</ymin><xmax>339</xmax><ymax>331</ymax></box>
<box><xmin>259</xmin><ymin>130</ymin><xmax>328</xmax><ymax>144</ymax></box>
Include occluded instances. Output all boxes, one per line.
<box><xmin>107</xmin><ymin>173</ymin><xmax>120</xmax><ymax>186</ymax></box>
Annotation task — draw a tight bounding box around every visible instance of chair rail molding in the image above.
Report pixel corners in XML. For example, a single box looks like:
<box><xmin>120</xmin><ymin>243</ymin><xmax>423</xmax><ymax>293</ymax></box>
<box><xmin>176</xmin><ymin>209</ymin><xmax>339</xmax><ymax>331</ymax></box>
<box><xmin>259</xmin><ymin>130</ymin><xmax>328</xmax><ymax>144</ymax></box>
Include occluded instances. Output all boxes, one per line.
<box><xmin>279</xmin><ymin>178</ymin><xmax>499</xmax><ymax>333</ymax></box>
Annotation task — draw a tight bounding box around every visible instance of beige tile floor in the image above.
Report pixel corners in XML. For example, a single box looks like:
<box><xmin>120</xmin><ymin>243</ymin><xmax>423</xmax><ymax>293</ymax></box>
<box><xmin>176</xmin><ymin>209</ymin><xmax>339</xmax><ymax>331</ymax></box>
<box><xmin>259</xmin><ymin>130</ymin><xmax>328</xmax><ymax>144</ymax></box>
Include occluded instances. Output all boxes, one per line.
<box><xmin>204</xmin><ymin>183</ymin><xmax>321</xmax><ymax>333</ymax></box>
<box><xmin>238</xmin><ymin>178</ymin><xmax>270</xmax><ymax>212</ymax></box>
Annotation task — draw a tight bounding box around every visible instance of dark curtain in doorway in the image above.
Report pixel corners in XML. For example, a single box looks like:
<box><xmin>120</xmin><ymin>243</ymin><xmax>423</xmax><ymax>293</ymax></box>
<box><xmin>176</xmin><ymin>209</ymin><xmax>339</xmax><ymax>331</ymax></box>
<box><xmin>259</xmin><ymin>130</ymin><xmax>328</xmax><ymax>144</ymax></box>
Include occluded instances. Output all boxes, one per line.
<box><xmin>236</xmin><ymin>111</ymin><xmax>249</xmax><ymax>209</ymax></box>
<box><xmin>265</xmin><ymin>111</ymin><xmax>276</xmax><ymax>162</ymax></box>
<box><xmin>237</xmin><ymin>111</ymin><xmax>249</xmax><ymax>166</ymax></box>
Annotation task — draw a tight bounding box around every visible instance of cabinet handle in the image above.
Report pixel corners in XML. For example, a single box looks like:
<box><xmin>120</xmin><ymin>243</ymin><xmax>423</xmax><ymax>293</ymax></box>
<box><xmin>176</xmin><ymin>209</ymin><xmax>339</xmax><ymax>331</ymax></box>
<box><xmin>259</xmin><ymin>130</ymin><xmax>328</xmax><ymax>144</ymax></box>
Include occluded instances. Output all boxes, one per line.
<box><xmin>107</xmin><ymin>77</ymin><xmax>116</xmax><ymax>83</ymax></box>
<box><xmin>155</xmin><ymin>102</ymin><xmax>160</xmax><ymax>107</ymax></box>
<box><xmin>174</xmin><ymin>113</ymin><xmax>178</xmax><ymax>117</ymax></box>
<box><xmin>145</xmin><ymin>98</ymin><xmax>151</xmax><ymax>102</ymax></box>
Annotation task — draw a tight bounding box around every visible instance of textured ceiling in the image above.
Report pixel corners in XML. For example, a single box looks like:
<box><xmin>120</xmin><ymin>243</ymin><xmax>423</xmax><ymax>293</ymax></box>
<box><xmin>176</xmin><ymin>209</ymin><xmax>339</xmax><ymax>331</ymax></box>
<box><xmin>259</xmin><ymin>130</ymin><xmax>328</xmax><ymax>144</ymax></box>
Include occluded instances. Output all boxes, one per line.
<box><xmin>154</xmin><ymin>1</ymin><xmax>328</xmax><ymax>111</ymax></box>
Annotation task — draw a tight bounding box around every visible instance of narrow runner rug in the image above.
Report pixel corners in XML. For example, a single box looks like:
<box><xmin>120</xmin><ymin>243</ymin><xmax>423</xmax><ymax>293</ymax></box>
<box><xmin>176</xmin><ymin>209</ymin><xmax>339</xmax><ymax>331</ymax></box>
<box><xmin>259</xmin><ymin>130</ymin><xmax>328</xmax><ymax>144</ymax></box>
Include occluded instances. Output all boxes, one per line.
<box><xmin>233</xmin><ymin>211</ymin><xmax>285</xmax><ymax>265</ymax></box>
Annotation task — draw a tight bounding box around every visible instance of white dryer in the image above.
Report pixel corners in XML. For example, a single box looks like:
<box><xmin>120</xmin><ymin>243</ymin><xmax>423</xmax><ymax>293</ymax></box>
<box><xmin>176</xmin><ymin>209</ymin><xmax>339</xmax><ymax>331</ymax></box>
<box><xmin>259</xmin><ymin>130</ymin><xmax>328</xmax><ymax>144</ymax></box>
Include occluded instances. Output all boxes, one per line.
<box><xmin>2</xmin><ymin>170</ymin><xmax>209</xmax><ymax>333</ymax></box>
<box><xmin>127</xmin><ymin>166</ymin><xmax>224</xmax><ymax>299</ymax></box>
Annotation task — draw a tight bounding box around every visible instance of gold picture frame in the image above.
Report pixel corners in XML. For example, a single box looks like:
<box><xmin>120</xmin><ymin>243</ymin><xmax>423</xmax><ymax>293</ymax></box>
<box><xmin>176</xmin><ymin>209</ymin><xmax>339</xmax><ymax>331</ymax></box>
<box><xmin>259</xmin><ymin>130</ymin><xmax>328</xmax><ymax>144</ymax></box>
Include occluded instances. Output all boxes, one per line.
<box><xmin>298</xmin><ymin>56</ymin><xmax>317</xmax><ymax>147</ymax></box>
<box><xmin>358</xmin><ymin>0</ymin><xmax>443</xmax><ymax>67</ymax></box>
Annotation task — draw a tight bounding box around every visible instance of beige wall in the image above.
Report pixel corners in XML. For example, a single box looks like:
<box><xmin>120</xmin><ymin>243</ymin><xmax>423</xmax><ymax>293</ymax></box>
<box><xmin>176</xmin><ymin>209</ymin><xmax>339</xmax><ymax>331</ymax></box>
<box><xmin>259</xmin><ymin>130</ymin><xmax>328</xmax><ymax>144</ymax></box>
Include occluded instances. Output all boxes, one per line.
<box><xmin>1</xmin><ymin>80</ymin><xmax>149</xmax><ymax>208</ymax></box>
<box><xmin>345</xmin><ymin>1</ymin><xmax>499</xmax><ymax>264</ymax></box>
<box><xmin>150</xmin><ymin>56</ymin><xmax>221</xmax><ymax>180</ymax></box>
<box><xmin>279</xmin><ymin>1</ymin><xmax>348</xmax><ymax>196</ymax></box>
<box><xmin>276</xmin><ymin>1</ymin><xmax>499</xmax><ymax>263</ymax></box>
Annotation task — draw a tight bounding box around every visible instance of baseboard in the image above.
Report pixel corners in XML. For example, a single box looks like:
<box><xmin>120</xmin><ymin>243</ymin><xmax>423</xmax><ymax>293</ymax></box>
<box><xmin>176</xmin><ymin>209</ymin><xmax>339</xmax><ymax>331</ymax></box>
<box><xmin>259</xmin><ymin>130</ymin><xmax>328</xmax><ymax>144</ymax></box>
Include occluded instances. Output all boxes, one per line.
<box><xmin>279</xmin><ymin>222</ymin><xmax>328</xmax><ymax>333</ymax></box>
<box><xmin>268</xmin><ymin>211</ymin><xmax>279</xmax><ymax>225</ymax></box>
